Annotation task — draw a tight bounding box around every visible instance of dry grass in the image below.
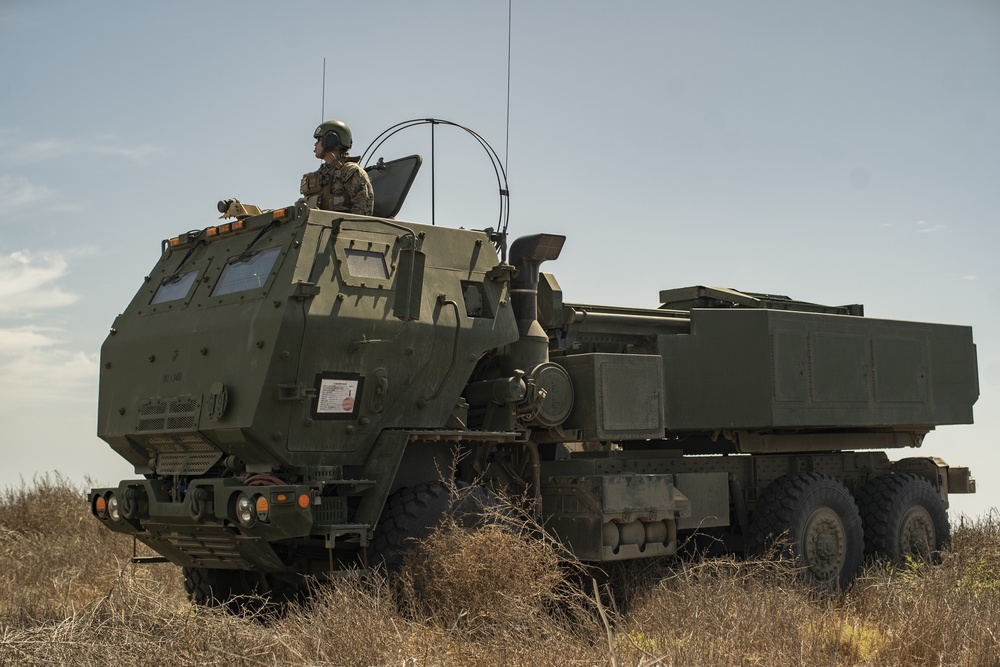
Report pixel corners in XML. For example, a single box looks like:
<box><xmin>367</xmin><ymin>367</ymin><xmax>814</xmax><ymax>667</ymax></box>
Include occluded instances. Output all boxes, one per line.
<box><xmin>1</xmin><ymin>476</ymin><xmax>998</xmax><ymax>666</ymax></box>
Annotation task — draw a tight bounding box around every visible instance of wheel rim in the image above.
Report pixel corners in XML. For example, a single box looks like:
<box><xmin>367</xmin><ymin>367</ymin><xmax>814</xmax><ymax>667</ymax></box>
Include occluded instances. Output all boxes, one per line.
<box><xmin>802</xmin><ymin>507</ymin><xmax>847</xmax><ymax>584</ymax></box>
<box><xmin>898</xmin><ymin>506</ymin><xmax>936</xmax><ymax>559</ymax></box>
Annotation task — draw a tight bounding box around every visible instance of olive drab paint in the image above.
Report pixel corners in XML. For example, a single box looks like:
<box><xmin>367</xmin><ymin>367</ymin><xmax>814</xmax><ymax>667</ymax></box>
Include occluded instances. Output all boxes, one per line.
<box><xmin>90</xmin><ymin>184</ymin><xmax>979</xmax><ymax>595</ymax></box>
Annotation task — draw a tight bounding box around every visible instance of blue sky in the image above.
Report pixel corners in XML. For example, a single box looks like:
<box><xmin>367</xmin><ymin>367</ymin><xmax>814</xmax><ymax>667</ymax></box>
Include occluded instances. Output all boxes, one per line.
<box><xmin>1</xmin><ymin>1</ymin><xmax>998</xmax><ymax>517</ymax></box>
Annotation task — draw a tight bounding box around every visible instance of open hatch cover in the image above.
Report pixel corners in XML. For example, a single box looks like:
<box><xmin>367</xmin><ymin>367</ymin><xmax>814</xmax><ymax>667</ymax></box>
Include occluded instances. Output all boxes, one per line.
<box><xmin>366</xmin><ymin>154</ymin><xmax>422</xmax><ymax>219</ymax></box>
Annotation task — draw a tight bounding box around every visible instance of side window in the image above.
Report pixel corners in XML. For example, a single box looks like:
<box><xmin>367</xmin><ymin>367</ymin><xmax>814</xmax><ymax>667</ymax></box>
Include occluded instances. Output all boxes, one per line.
<box><xmin>150</xmin><ymin>270</ymin><xmax>199</xmax><ymax>305</ymax></box>
<box><xmin>344</xmin><ymin>248</ymin><xmax>389</xmax><ymax>280</ymax></box>
<box><xmin>334</xmin><ymin>238</ymin><xmax>394</xmax><ymax>289</ymax></box>
<box><xmin>212</xmin><ymin>246</ymin><xmax>282</xmax><ymax>297</ymax></box>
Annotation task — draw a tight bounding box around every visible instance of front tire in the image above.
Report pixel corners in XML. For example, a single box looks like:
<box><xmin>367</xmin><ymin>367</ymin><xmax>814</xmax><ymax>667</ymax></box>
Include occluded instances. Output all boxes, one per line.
<box><xmin>369</xmin><ymin>482</ymin><xmax>456</xmax><ymax>573</ymax></box>
<box><xmin>750</xmin><ymin>473</ymin><xmax>864</xmax><ymax>590</ymax></box>
<box><xmin>182</xmin><ymin>567</ymin><xmax>302</xmax><ymax>613</ymax></box>
<box><xmin>369</xmin><ymin>481</ymin><xmax>496</xmax><ymax>573</ymax></box>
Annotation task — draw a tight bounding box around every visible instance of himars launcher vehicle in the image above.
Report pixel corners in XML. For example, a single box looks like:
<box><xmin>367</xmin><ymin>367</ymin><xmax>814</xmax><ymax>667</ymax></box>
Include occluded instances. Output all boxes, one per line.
<box><xmin>90</xmin><ymin>129</ymin><xmax>978</xmax><ymax>601</ymax></box>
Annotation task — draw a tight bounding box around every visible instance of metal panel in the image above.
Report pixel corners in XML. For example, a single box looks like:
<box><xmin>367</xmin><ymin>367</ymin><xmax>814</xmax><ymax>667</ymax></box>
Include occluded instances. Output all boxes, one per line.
<box><xmin>558</xmin><ymin>353</ymin><xmax>665</xmax><ymax>440</ymax></box>
<box><xmin>873</xmin><ymin>336</ymin><xmax>927</xmax><ymax>403</ymax></box>
<box><xmin>540</xmin><ymin>473</ymin><xmax>688</xmax><ymax>562</ymax></box>
<box><xmin>601</xmin><ymin>474</ymin><xmax>680</xmax><ymax>515</ymax></box>
<box><xmin>659</xmin><ymin>308</ymin><xmax>977</xmax><ymax>431</ymax></box>
<box><xmin>674</xmin><ymin>472</ymin><xmax>730</xmax><ymax>530</ymax></box>
<box><xmin>811</xmin><ymin>332</ymin><xmax>870</xmax><ymax>403</ymax></box>
<box><xmin>772</xmin><ymin>329</ymin><xmax>809</xmax><ymax>402</ymax></box>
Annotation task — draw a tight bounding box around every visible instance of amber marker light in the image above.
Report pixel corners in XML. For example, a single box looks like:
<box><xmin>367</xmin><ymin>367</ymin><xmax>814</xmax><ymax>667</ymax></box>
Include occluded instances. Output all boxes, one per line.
<box><xmin>273</xmin><ymin>208</ymin><xmax>286</xmax><ymax>220</ymax></box>
<box><xmin>297</xmin><ymin>493</ymin><xmax>311</xmax><ymax>509</ymax></box>
<box><xmin>94</xmin><ymin>494</ymin><xmax>108</xmax><ymax>519</ymax></box>
<box><xmin>255</xmin><ymin>494</ymin><xmax>270</xmax><ymax>522</ymax></box>
<box><xmin>169</xmin><ymin>237</ymin><xmax>183</xmax><ymax>248</ymax></box>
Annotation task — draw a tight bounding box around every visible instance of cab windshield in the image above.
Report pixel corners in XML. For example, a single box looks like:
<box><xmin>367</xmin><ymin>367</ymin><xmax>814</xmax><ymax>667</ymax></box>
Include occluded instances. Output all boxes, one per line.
<box><xmin>150</xmin><ymin>270</ymin><xmax>199</xmax><ymax>305</ymax></box>
<box><xmin>212</xmin><ymin>246</ymin><xmax>281</xmax><ymax>297</ymax></box>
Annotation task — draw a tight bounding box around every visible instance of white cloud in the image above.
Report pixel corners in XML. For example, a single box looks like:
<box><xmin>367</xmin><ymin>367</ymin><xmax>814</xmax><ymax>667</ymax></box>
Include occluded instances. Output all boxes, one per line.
<box><xmin>0</xmin><ymin>257</ymin><xmax>93</xmax><ymax>407</ymax></box>
<box><xmin>0</xmin><ymin>250</ymin><xmax>78</xmax><ymax>316</ymax></box>
<box><xmin>2</xmin><ymin>136</ymin><xmax>159</xmax><ymax>165</ymax></box>
<box><xmin>0</xmin><ymin>249</ymin><xmax>91</xmax><ymax>404</ymax></box>
<box><xmin>0</xmin><ymin>325</ymin><xmax>62</xmax><ymax>350</ymax></box>
<box><xmin>0</xmin><ymin>243</ymin><xmax>105</xmax><ymax>484</ymax></box>
<box><xmin>0</xmin><ymin>251</ymin><xmax>98</xmax><ymax>414</ymax></box>
<box><xmin>915</xmin><ymin>220</ymin><xmax>947</xmax><ymax>234</ymax></box>
<box><xmin>0</xmin><ymin>175</ymin><xmax>54</xmax><ymax>208</ymax></box>
<box><xmin>0</xmin><ymin>346</ymin><xmax>98</xmax><ymax>407</ymax></box>
<box><xmin>46</xmin><ymin>201</ymin><xmax>88</xmax><ymax>213</ymax></box>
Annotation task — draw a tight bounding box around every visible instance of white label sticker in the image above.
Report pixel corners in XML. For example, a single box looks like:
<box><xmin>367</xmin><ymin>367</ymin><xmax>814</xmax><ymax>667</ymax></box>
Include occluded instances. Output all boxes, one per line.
<box><xmin>317</xmin><ymin>378</ymin><xmax>359</xmax><ymax>414</ymax></box>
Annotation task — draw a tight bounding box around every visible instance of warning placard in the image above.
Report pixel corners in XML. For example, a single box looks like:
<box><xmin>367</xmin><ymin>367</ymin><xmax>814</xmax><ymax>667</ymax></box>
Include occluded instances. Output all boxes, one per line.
<box><xmin>316</xmin><ymin>378</ymin><xmax>360</xmax><ymax>415</ymax></box>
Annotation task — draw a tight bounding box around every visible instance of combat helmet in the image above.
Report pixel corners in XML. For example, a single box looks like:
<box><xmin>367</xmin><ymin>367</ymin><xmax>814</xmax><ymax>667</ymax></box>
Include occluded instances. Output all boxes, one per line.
<box><xmin>314</xmin><ymin>120</ymin><xmax>353</xmax><ymax>153</ymax></box>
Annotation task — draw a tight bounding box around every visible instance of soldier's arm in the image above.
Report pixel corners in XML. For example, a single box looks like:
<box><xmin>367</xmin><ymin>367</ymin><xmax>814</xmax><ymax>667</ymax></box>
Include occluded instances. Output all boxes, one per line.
<box><xmin>300</xmin><ymin>171</ymin><xmax>322</xmax><ymax>196</ymax></box>
<box><xmin>346</xmin><ymin>166</ymin><xmax>375</xmax><ymax>216</ymax></box>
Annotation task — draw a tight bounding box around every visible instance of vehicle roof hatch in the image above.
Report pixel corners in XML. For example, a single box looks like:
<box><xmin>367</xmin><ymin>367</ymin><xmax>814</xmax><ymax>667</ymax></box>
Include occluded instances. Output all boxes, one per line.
<box><xmin>366</xmin><ymin>154</ymin><xmax>422</xmax><ymax>219</ymax></box>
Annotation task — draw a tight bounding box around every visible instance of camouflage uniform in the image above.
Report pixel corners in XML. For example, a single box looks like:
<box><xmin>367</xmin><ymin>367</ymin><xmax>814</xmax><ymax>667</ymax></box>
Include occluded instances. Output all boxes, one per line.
<box><xmin>300</xmin><ymin>156</ymin><xmax>374</xmax><ymax>215</ymax></box>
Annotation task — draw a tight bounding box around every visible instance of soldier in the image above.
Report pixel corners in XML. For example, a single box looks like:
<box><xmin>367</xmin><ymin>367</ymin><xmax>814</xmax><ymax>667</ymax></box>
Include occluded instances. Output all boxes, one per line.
<box><xmin>299</xmin><ymin>120</ymin><xmax>374</xmax><ymax>215</ymax></box>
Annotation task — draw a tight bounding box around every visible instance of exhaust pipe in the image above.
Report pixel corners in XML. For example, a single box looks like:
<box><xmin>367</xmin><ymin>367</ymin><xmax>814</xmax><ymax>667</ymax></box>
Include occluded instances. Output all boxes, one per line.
<box><xmin>508</xmin><ymin>234</ymin><xmax>566</xmax><ymax>371</ymax></box>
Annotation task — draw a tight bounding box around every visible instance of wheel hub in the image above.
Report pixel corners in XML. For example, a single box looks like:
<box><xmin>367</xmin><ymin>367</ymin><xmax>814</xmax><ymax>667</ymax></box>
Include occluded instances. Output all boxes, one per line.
<box><xmin>802</xmin><ymin>508</ymin><xmax>847</xmax><ymax>583</ymax></box>
<box><xmin>898</xmin><ymin>506</ymin><xmax>935</xmax><ymax>559</ymax></box>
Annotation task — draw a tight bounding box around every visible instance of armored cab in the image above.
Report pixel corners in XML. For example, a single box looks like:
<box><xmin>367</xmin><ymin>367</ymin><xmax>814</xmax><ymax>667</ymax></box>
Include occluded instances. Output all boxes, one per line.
<box><xmin>95</xmin><ymin>203</ymin><xmax>520</xmax><ymax>576</ymax></box>
<box><xmin>90</xmin><ymin>198</ymin><xmax>978</xmax><ymax>599</ymax></box>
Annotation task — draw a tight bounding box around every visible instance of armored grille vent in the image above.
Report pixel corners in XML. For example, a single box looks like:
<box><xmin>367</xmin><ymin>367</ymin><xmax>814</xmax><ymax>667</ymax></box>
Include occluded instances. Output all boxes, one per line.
<box><xmin>145</xmin><ymin>433</ymin><xmax>211</xmax><ymax>450</ymax></box>
<box><xmin>314</xmin><ymin>498</ymin><xmax>348</xmax><ymax>525</ymax></box>
<box><xmin>161</xmin><ymin>531</ymin><xmax>242</xmax><ymax>564</ymax></box>
<box><xmin>142</xmin><ymin>432</ymin><xmax>222</xmax><ymax>476</ymax></box>
<box><xmin>305</xmin><ymin>466</ymin><xmax>343</xmax><ymax>483</ymax></box>
<box><xmin>137</xmin><ymin>395</ymin><xmax>202</xmax><ymax>433</ymax></box>
<box><xmin>166</xmin><ymin>415</ymin><xmax>197</xmax><ymax>430</ymax></box>
<box><xmin>155</xmin><ymin>451</ymin><xmax>223</xmax><ymax>476</ymax></box>
<box><xmin>138</xmin><ymin>418</ymin><xmax>163</xmax><ymax>431</ymax></box>
<box><xmin>170</xmin><ymin>399</ymin><xmax>199</xmax><ymax>413</ymax></box>
<box><xmin>138</xmin><ymin>402</ymin><xmax>168</xmax><ymax>431</ymax></box>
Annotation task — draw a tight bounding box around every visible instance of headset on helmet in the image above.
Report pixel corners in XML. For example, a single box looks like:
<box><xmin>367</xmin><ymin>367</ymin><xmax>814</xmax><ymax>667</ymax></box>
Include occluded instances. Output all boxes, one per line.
<box><xmin>314</xmin><ymin>120</ymin><xmax>353</xmax><ymax>153</ymax></box>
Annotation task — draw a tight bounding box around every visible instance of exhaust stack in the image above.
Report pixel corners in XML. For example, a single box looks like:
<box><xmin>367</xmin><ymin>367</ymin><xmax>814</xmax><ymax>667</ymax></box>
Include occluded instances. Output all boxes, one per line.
<box><xmin>508</xmin><ymin>234</ymin><xmax>566</xmax><ymax>370</ymax></box>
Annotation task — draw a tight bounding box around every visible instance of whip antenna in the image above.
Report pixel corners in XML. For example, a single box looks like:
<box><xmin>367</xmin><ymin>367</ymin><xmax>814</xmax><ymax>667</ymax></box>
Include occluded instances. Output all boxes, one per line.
<box><xmin>321</xmin><ymin>57</ymin><xmax>326</xmax><ymax>121</ymax></box>
<box><xmin>505</xmin><ymin>0</ymin><xmax>512</xmax><ymax>178</ymax></box>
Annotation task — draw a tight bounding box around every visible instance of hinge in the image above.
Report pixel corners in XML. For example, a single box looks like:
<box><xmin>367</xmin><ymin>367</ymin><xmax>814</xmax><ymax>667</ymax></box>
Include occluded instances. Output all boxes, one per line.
<box><xmin>291</xmin><ymin>282</ymin><xmax>320</xmax><ymax>299</ymax></box>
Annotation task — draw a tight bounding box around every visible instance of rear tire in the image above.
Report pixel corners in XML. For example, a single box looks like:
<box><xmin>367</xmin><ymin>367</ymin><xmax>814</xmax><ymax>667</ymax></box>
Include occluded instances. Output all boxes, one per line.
<box><xmin>857</xmin><ymin>473</ymin><xmax>949</xmax><ymax>562</ymax></box>
<box><xmin>750</xmin><ymin>473</ymin><xmax>864</xmax><ymax>590</ymax></box>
